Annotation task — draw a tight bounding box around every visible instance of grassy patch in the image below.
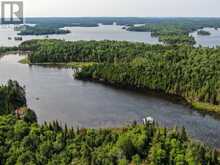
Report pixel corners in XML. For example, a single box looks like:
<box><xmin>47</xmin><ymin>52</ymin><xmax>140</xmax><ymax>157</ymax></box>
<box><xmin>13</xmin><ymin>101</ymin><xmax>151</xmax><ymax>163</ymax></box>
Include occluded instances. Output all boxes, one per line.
<box><xmin>192</xmin><ymin>101</ymin><xmax>220</xmax><ymax>114</ymax></box>
<box><xmin>19</xmin><ymin>57</ymin><xmax>30</xmax><ymax>64</ymax></box>
<box><xmin>19</xmin><ymin>59</ymin><xmax>97</xmax><ymax>69</ymax></box>
<box><xmin>65</xmin><ymin>62</ymin><xmax>97</xmax><ymax>68</ymax></box>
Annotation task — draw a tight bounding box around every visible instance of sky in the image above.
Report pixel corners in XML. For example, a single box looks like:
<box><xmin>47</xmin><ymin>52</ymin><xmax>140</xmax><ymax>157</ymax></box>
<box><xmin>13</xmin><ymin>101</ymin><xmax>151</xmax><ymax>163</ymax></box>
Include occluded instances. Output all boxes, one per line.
<box><xmin>22</xmin><ymin>0</ymin><xmax>220</xmax><ymax>17</ymax></box>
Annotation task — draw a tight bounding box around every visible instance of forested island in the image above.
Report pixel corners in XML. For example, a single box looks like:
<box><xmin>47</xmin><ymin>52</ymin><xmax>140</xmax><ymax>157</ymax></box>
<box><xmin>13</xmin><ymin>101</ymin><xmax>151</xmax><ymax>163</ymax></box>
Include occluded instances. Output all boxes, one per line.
<box><xmin>17</xmin><ymin>26</ymin><xmax>71</xmax><ymax>36</ymax></box>
<box><xmin>0</xmin><ymin>80</ymin><xmax>219</xmax><ymax>165</ymax></box>
<box><xmin>0</xmin><ymin>47</ymin><xmax>18</xmax><ymax>55</ymax></box>
<box><xmin>126</xmin><ymin>18</ymin><xmax>220</xmax><ymax>45</ymax></box>
<box><xmin>197</xmin><ymin>30</ymin><xmax>211</xmax><ymax>36</ymax></box>
<box><xmin>71</xmin><ymin>23</ymin><xmax>99</xmax><ymax>27</ymax></box>
<box><xmin>19</xmin><ymin>39</ymin><xmax>220</xmax><ymax>115</ymax></box>
<box><xmin>127</xmin><ymin>24</ymin><xmax>197</xmax><ymax>45</ymax></box>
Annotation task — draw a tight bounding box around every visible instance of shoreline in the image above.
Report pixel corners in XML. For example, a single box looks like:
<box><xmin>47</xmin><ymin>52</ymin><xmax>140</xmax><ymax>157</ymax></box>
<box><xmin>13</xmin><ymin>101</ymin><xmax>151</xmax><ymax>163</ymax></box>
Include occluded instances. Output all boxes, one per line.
<box><xmin>18</xmin><ymin>57</ymin><xmax>96</xmax><ymax>68</ymax></box>
<box><xmin>75</xmin><ymin>76</ymin><xmax>220</xmax><ymax>117</ymax></box>
<box><xmin>18</xmin><ymin>57</ymin><xmax>220</xmax><ymax>117</ymax></box>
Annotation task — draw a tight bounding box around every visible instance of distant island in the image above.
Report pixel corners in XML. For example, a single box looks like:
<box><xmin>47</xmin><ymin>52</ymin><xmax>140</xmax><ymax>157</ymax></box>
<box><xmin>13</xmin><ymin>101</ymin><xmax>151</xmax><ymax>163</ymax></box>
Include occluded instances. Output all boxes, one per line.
<box><xmin>71</xmin><ymin>23</ymin><xmax>98</xmax><ymax>27</ymax></box>
<box><xmin>17</xmin><ymin>25</ymin><xmax>71</xmax><ymax>36</ymax></box>
<box><xmin>197</xmin><ymin>30</ymin><xmax>211</xmax><ymax>36</ymax></box>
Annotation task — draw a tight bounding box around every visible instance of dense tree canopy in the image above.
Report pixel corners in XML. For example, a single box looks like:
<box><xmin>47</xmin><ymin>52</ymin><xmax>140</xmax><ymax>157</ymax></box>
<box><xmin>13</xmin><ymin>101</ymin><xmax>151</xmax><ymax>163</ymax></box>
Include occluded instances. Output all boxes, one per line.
<box><xmin>0</xmin><ymin>80</ymin><xmax>26</xmax><ymax>115</ymax></box>
<box><xmin>127</xmin><ymin>18</ymin><xmax>220</xmax><ymax>45</ymax></box>
<box><xmin>20</xmin><ymin>40</ymin><xmax>163</xmax><ymax>63</ymax></box>
<box><xmin>0</xmin><ymin>114</ymin><xmax>219</xmax><ymax>165</ymax></box>
<box><xmin>17</xmin><ymin>26</ymin><xmax>71</xmax><ymax>36</ymax></box>
<box><xmin>0</xmin><ymin>47</ymin><xmax>18</xmax><ymax>55</ymax></box>
<box><xmin>158</xmin><ymin>35</ymin><xmax>195</xmax><ymax>45</ymax></box>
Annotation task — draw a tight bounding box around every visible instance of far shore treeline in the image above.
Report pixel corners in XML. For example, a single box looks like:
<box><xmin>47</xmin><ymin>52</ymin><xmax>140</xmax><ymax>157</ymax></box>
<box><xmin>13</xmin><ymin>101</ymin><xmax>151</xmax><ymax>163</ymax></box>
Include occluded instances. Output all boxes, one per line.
<box><xmin>13</xmin><ymin>17</ymin><xmax>220</xmax><ymax>44</ymax></box>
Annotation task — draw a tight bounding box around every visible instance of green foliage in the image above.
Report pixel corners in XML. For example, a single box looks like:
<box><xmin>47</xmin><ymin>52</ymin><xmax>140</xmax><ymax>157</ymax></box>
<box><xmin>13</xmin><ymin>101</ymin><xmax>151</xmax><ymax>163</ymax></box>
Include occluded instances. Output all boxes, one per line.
<box><xmin>127</xmin><ymin>18</ymin><xmax>220</xmax><ymax>45</ymax></box>
<box><xmin>20</xmin><ymin>39</ymin><xmax>162</xmax><ymax>63</ymax></box>
<box><xmin>73</xmin><ymin>42</ymin><xmax>220</xmax><ymax>110</ymax></box>
<box><xmin>0</xmin><ymin>115</ymin><xmax>219</xmax><ymax>165</ymax></box>
<box><xmin>0</xmin><ymin>80</ymin><xmax>26</xmax><ymax>115</ymax></box>
<box><xmin>192</xmin><ymin>101</ymin><xmax>220</xmax><ymax>114</ymax></box>
<box><xmin>197</xmin><ymin>30</ymin><xmax>211</xmax><ymax>36</ymax></box>
<box><xmin>0</xmin><ymin>47</ymin><xmax>18</xmax><ymax>55</ymax></box>
<box><xmin>18</xmin><ymin>57</ymin><xmax>30</xmax><ymax>64</ymax></box>
<box><xmin>132</xmin><ymin>154</ymin><xmax>142</xmax><ymax>165</ymax></box>
<box><xmin>159</xmin><ymin>35</ymin><xmax>195</xmax><ymax>45</ymax></box>
<box><xmin>23</xmin><ymin>108</ymin><xmax>38</xmax><ymax>123</ymax></box>
<box><xmin>17</xmin><ymin>25</ymin><xmax>70</xmax><ymax>36</ymax></box>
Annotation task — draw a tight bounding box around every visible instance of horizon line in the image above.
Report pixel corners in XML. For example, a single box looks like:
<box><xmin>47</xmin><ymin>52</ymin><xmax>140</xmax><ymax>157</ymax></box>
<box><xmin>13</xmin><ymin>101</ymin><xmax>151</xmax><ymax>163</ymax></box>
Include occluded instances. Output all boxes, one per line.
<box><xmin>23</xmin><ymin>16</ymin><xmax>220</xmax><ymax>18</ymax></box>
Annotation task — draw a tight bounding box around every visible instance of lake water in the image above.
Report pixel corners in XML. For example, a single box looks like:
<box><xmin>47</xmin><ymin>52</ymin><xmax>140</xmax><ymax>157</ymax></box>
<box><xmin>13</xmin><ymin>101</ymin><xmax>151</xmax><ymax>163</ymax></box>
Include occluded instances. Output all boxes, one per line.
<box><xmin>190</xmin><ymin>28</ymin><xmax>220</xmax><ymax>47</ymax></box>
<box><xmin>0</xmin><ymin>25</ymin><xmax>160</xmax><ymax>47</ymax></box>
<box><xmin>0</xmin><ymin>54</ymin><xmax>220</xmax><ymax>148</ymax></box>
<box><xmin>1</xmin><ymin>25</ymin><xmax>220</xmax><ymax>47</ymax></box>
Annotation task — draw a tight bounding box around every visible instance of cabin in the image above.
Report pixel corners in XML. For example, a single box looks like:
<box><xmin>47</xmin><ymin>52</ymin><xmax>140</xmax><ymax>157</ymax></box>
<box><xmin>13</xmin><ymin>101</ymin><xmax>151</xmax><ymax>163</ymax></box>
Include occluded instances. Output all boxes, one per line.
<box><xmin>142</xmin><ymin>116</ymin><xmax>154</xmax><ymax>124</ymax></box>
